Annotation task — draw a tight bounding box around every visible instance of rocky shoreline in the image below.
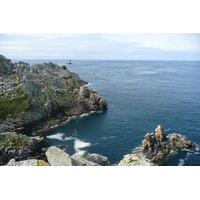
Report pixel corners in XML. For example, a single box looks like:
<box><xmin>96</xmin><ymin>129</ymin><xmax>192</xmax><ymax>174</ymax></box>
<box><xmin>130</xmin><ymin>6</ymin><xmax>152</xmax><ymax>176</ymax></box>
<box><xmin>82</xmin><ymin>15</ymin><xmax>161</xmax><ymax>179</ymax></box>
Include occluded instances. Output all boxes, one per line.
<box><xmin>0</xmin><ymin>55</ymin><xmax>196</xmax><ymax>166</ymax></box>
<box><xmin>0</xmin><ymin>55</ymin><xmax>107</xmax><ymax>136</ymax></box>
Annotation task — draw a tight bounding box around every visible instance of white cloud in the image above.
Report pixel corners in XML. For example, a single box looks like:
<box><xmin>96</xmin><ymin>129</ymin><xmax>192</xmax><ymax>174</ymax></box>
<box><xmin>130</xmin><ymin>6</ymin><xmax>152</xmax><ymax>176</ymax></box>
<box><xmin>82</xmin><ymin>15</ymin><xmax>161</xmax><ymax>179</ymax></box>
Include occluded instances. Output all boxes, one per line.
<box><xmin>102</xmin><ymin>33</ymin><xmax>200</xmax><ymax>51</ymax></box>
<box><xmin>0</xmin><ymin>46</ymin><xmax>31</xmax><ymax>50</ymax></box>
<box><xmin>0</xmin><ymin>40</ymin><xmax>30</xmax><ymax>45</ymax></box>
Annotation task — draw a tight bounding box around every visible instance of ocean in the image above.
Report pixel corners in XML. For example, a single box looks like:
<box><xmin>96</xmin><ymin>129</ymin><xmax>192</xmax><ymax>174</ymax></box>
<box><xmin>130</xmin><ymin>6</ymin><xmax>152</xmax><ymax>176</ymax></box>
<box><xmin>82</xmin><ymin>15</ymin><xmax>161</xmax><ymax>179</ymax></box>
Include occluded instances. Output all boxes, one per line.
<box><xmin>15</xmin><ymin>59</ymin><xmax>200</xmax><ymax>166</ymax></box>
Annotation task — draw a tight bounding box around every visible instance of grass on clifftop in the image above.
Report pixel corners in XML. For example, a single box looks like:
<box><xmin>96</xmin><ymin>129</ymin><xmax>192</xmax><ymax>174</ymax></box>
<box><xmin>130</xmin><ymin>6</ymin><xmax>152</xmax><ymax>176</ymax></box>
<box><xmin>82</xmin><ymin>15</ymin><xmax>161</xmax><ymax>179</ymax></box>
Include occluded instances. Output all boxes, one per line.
<box><xmin>0</xmin><ymin>94</ymin><xmax>32</xmax><ymax>120</ymax></box>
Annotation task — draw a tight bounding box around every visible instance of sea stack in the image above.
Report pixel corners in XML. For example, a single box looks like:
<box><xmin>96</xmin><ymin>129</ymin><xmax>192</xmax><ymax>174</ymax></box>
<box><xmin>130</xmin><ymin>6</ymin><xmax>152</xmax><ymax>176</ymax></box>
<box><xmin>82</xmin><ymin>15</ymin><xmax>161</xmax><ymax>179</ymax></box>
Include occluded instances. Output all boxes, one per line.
<box><xmin>118</xmin><ymin>125</ymin><xmax>196</xmax><ymax>166</ymax></box>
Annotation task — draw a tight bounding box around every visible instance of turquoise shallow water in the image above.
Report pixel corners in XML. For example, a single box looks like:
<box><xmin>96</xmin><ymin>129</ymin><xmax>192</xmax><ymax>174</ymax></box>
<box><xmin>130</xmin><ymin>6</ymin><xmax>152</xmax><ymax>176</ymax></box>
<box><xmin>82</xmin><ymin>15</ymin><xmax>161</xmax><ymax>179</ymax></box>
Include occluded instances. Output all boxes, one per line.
<box><xmin>16</xmin><ymin>59</ymin><xmax>200</xmax><ymax>166</ymax></box>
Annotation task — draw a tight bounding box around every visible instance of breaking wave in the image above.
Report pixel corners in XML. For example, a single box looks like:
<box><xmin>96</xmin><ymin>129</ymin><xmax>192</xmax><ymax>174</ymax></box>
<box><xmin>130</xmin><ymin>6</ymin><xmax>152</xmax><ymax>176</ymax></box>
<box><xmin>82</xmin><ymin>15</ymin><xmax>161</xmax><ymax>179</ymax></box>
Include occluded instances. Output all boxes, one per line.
<box><xmin>46</xmin><ymin>133</ymin><xmax>75</xmax><ymax>141</ymax></box>
<box><xmin>74</xmin><ymin>139</ymin><xmax>91</xmax><ymax>152</ymax></box>
<box><xmin>46</xmin><ymin>133</ymin><xmax>65</xmax><ymax>141</ymax></box>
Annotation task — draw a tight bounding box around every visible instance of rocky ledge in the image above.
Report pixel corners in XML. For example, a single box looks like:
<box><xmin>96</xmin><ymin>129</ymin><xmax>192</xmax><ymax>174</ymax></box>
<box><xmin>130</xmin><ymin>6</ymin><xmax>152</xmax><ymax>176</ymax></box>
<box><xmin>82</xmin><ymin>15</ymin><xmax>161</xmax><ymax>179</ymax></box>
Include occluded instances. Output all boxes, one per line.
<box><xmin>0</xmin><ymin>132</ymin><xmax>49</xmax><ymax>165</ymax></box>
<box><xmin>6</xmin><ymin>146</ymin><xmax>110</xmax><ymax>166</ymax></box>
<box><xmin>118</xmin><ymin>125</ymin><xmax>195</xmax><ymax>166</ymax></box>
<box><xmin>0</xmin><ymin>55</ymin><xmax>107</xmax><ymax>136</ymax></box>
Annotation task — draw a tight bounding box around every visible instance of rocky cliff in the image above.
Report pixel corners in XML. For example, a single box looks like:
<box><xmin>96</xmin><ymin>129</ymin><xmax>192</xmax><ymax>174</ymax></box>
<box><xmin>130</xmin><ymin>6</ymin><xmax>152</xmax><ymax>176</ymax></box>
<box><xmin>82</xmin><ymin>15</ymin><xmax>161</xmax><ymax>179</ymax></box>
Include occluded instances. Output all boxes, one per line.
<box><xmin>0</xmin><ymin>55</ymin><xmax>107</xmax><ymax>136</ymax></box>
<box><xmin>118</xmin><ymin>125</ymin><xmax>196</xmax><ymax>166</ymax></box>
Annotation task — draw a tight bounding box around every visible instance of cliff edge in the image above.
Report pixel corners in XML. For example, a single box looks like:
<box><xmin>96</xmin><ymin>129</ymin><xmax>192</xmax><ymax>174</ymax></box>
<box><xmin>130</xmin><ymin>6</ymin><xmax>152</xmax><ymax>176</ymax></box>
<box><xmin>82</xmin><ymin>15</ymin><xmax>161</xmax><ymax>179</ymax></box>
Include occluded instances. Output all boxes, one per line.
<box><xmin>0</xmin><ymin>55</ymin><xmax>107</xmax><ymax>136</ymax></box>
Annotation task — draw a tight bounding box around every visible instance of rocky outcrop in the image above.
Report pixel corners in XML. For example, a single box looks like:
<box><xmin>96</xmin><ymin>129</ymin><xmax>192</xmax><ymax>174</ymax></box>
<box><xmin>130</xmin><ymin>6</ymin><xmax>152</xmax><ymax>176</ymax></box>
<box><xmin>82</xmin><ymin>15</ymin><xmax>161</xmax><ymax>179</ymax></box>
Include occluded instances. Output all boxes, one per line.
<box><xmin>71</xmin><ymin>150</ymin><xmax>110</xmax><ymax>166</ymax></box>
<box><xmin>0</xmin><ymin>132</ymin><xmax>49</xmax><ymax>165</ymax></box>
<box><xmin>7</xmin><ymin>158</ymin><xmax>49</xmax><ymax>166</ymax></box>
<box><xmin>45</xmin><ymin>146</ymin><xmax>110</xmax><ymax>166</ymax></box>
<box><xmin>45</xmin><ymin>146</ymin><xmax>76</xmax><ymax>166</ymax></box>
<box><xmin>142</xmin><ymin>125</ymin><xmax>195</xmax><ymax>163</ymax></box>
<box><xmin>0</xmin><ymin>55</ymin><xmax>107</xmax><ymax>136</ymax></box>
<box><xmin>119</xmin><ymin>125</ymin><xmax>196</xmax><ymax>165</ymax></box>
<box><xmin>118</xmin><ymin>150</ymin><xmax>154</xmax><ymax>166</ymax></box>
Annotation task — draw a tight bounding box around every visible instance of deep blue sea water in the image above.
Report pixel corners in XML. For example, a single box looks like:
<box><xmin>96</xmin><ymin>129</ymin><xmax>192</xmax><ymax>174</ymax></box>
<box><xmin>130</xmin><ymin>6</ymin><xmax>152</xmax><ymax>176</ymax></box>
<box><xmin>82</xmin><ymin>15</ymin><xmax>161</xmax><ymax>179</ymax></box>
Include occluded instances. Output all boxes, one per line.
<box><xmin>16</xmin><ymin>59</ymin><xmax>200</xmax><ymax>166</ymax></box>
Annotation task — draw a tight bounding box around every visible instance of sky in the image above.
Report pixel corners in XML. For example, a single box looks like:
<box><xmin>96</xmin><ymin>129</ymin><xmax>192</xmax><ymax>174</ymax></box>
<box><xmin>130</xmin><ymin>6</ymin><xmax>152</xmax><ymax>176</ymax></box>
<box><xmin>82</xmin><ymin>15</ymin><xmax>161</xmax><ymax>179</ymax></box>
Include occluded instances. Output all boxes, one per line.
<box><xmin>0</xmin><ymin>33</ymin><xmax>200</xmax><ymax>61</ymax></box>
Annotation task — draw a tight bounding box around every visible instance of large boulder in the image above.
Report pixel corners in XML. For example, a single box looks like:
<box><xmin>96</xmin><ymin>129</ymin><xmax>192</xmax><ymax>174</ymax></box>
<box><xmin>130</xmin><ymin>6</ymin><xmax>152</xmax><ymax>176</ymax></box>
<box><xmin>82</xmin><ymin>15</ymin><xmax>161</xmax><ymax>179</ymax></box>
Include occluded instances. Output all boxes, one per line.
<box><xmin>45</xmin><ymin>146</ymin><xmax>76</xmax><ymax>166</ymax></box>
<box><xmin>45</xmin><ymin>147</ymin><xmax>110</xmax><ymax>166</ymax></box>
<box><xmin>72</xmin><ymin>150</ymin><xmax>110</xmax><ymax>166</ymax></box>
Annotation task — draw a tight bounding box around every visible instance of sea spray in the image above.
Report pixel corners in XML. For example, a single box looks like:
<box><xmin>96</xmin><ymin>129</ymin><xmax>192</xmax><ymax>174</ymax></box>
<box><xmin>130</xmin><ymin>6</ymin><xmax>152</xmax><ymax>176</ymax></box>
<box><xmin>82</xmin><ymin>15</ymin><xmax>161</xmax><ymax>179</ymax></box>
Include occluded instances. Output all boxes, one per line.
<box><xmin>74</xmin><ymin>139</ymin><xmax>91</xmax><ymax>152</ymax></box>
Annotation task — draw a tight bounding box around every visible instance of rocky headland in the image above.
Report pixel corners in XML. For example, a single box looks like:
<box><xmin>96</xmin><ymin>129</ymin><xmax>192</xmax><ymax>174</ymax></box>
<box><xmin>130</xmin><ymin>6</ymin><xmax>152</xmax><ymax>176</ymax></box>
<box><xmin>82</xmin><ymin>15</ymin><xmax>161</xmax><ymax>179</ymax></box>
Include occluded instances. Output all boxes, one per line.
<box><xmin>0</xmin><ymin>55</ymin><xmax>196</xmax><ymax>166</ymax></box>
<box><xmin>0</xmin><ymin>55</ymin><xmax>107</xmax><ymax>165</ymax></box>
<box><xmin>0</xmin><ymin>55</ymin><xmax>107</xmax><ymax>136</ymax></box>
<box><xmin>118</xmin><ymin>125</ymin><xmax>196</xmax><ymax>166</ymax></box>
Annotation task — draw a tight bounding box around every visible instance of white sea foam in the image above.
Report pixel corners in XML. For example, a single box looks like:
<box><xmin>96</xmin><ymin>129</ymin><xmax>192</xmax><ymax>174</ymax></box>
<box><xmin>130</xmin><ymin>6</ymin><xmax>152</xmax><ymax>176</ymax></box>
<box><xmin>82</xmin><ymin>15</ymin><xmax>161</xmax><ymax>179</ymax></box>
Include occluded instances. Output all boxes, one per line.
<box><xmin>165</xmin><ymin>128</ymin><xmax>171</xmax><ymax>132</ymax></box>
<box><xmin>84</xmin><ymin>82</ymin><xmax>92</xmax><ymax>87</ymax></box>
<box><xmin>178</xmin><ymin>159</ymin><xmax>185</xmax><ymax>166</ymax></box>
<box><xmin>100</xmin><ymin>136</ymin><xmax>116</xmax><ymax>140</ymax></box>
<box><xmin>50</xmin><ymin>110</ymin><xmax>104</xmax><ymax>128</ymax></box>
<box><xmin>63</xmin><ymin>136</ymin><xmax>75</xmax><ymax>141</ymax></box>
<box><xmin>169</xmin><ymin>150</ymin><xmax>178</xmax><ymax>156</ymax></box>
<box><xmin>47</xmin><ymin>133</ymin><xmax>75</xmax><ymax>141</ymax></box>
<box><xmin>46</xmin><ymin>133</ymin><xmax>65</xmax><ymax>140</ymax></box>
<box><xmin>50</xmin><ymin>124</ymin><xmax>59</xmax><ymax>129</ymax></box>
<box><xmin>74</xmin><ymin>139</ymin><xmax>91</xmax><ymax>152</ymax></box>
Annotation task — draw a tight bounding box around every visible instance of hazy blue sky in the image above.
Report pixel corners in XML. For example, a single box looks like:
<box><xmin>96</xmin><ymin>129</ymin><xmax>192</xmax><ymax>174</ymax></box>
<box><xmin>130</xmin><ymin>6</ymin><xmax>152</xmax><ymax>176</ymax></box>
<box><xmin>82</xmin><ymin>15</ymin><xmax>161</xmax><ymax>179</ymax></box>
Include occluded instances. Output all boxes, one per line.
<box><xmin>0</xmin><ymin>33</ymin><xmax>200</xmax><ymax>60</ymax></box>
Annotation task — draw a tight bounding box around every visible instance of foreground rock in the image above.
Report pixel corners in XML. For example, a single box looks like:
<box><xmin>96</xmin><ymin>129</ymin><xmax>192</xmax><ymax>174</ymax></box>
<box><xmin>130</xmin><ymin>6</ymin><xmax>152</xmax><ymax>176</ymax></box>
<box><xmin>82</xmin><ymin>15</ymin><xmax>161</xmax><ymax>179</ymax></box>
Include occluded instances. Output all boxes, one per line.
<box><xmin>118</xmin><ymin>125</ymin><xmax>195</xmax><ymax>165</ymax></box>
<box><xmin>7</xmin><ymin>158</ymin><xmax>49</xmax><ymax>166</ymax></box>
<box><xmin>0</xmin><ymin>55</ymin><xmax>107</xmax><ymax>136</ymax></box>
<box><xmin>0</xmin><ymin>132</ymin><xmax>49</xmax><ymax>165</ymax></box>
<box><xmin>45</xmin><ymin>146</ymin><xmax>76</xmax><ymax>166</ymax></box>
<box><xmin>72</xmin><ymin>150</ymin><xmax>110</xmax><ymax>166</ymax></box>
<box><xmin>118</xmin><ymin>151</ymin><xmax>154</xmax><ymax>166</ymax></box>
<box><xmin>45</xmin><ymin>146</ymin><xmax>110</xmax><ymax>166</ymax></box>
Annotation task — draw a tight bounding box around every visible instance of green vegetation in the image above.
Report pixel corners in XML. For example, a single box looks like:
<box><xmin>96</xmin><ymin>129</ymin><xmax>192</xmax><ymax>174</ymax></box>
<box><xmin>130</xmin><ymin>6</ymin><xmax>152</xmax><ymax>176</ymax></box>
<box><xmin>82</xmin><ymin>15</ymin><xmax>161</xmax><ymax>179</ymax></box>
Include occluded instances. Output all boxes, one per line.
<box><xmin>0</xmin><ymin>132</ymin><xmax>30</xmax><ymax>148</ymax></box>
<box><xmin>0</xmin><ymin>93</ymin><xmax>32</xmax><ymax>120</ymax></box>
<box><xmin>129</xmin><ymin>159</ymin><xmax>137</xmax><ymax>163</ymax></box>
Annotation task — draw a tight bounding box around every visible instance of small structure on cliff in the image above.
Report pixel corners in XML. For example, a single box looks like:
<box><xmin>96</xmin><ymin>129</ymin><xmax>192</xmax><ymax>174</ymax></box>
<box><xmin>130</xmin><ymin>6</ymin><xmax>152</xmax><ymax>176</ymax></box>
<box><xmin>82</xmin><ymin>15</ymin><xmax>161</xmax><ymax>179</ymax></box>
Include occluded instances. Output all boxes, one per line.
<box><xmin>67</xmin><ymin>60</ymin><xmax>72</xmax><ymax>64</ymax></box>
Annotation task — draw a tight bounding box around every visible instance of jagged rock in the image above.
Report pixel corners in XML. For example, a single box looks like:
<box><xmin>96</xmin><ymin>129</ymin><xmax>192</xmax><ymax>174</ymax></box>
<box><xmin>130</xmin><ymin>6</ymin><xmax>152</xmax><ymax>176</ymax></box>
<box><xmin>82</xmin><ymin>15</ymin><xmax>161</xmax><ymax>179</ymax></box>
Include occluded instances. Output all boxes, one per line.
<box><xmin>0</xmin><ymin>55</ymin><xmax>107</xmax><ymax>136</ymax></box>
<box><xmin>45</xmin><ymin>146</ymin><xmax>76</xmax><ymax>166</ymax></box>
<box><xmin>72</xmin><ymin>150</ymin><xmax>110</xmax><ymax>166</ymax></box>
<box><xmin>119</xmin><ymin>125</ymin><xmax>196</xmax><ymax>165</ymax></box>
<box><xmin>0</xmin><ymin>132</ymin><xmax>49</xmax><ymax>165</ymax></box>
<box><xmin>141</xmin><ymin>125</ymin><xmax>195</xmax><ymax>163</ymax></box>
<box><xmin>167</xmin><ymin>133</ymin><xmax>195</xmax><ymax>150</ymax></box>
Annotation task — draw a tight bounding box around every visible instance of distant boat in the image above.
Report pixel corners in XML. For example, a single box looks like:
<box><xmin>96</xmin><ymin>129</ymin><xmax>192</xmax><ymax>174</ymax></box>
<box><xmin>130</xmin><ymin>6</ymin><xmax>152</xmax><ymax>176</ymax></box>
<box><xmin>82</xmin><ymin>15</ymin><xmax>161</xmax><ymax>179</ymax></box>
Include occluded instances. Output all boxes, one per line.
<box><xmin>67</xmin><ymin>60</ymin><xmax>73</xmax><ymax>64</ymax></box>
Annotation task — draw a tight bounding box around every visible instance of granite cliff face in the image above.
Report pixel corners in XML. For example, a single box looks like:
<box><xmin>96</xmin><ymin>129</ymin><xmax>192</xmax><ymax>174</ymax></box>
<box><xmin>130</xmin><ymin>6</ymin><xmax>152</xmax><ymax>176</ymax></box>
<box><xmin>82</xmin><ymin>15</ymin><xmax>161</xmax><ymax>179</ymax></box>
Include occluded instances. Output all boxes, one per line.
<box><xmin>118</xmin><ymin>125</ymin><xmax>196</xmax><ymax>166</ymax></box>
<box><xmin>0</xmin><ymin>55</ymin><xmax>107</xmax><ymax>136</ymax></box>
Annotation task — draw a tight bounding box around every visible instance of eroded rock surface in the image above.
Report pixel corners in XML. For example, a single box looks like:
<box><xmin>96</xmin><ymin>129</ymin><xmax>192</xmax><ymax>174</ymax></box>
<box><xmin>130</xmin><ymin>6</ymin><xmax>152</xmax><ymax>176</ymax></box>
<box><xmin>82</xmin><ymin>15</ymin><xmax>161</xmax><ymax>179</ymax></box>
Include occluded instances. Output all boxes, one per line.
<box><xmin>45</xmin><ymin>146</ymin><xmax>110</xmax><ymax>166</ymax></box>
<box><xmin>119</xmin><ymin>125</ymin><xmax>195</xmax><ymax>165</ymax></box>
<box><xmin>0</xmin><ymin>55</ymin><xmax>107</xmax><ymax>136</ymax></box>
